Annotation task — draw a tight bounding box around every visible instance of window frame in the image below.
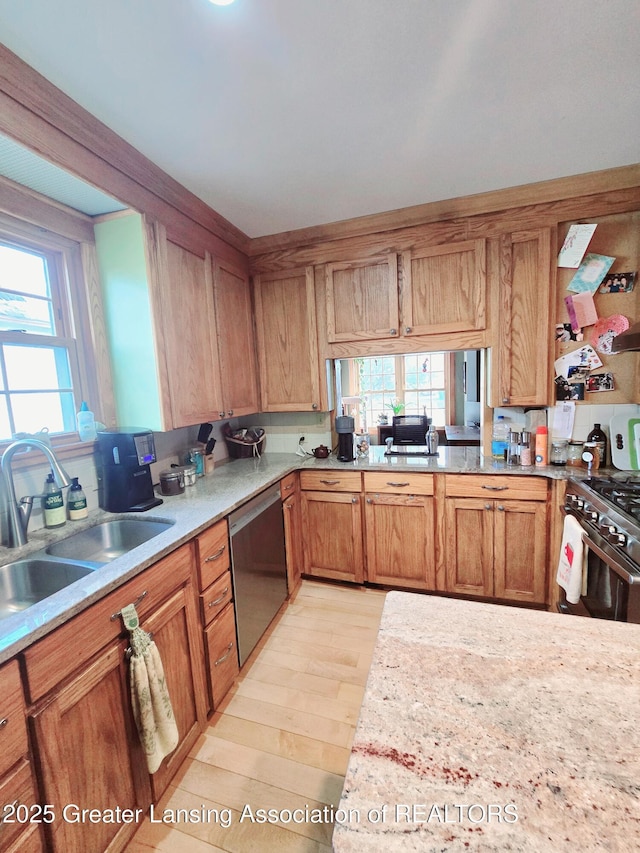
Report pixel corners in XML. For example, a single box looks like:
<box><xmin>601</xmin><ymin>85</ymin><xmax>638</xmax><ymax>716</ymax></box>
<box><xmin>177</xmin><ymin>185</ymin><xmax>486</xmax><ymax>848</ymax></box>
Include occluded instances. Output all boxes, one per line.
<box><xmin>0</xmin><ymin>204</ymin><xmax>107</xmax><ymax>457</ymax></box>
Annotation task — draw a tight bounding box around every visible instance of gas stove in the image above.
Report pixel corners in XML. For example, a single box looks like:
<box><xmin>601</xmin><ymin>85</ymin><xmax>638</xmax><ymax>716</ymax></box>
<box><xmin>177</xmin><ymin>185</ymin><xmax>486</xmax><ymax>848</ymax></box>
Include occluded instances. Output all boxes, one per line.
<box><xmin>564</xmin><ymin>476</ymin><xmax>640</xmax><ymax>585</ymax></box>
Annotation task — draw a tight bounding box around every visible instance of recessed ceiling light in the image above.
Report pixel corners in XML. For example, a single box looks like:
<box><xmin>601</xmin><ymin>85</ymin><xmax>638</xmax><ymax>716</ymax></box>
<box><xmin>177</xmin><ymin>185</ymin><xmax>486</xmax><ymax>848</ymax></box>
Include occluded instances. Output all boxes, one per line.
<box><xmin>208</xmin><ymin>0</ymin><xmax>236</xmax><ymax>5</ymax></box>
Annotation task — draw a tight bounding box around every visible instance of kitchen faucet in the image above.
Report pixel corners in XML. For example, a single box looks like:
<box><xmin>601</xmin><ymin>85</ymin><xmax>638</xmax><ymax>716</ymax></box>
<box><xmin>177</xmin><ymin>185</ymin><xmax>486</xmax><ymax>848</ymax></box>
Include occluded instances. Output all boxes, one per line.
<box><xmin>1</xmin><ymin>438</ymin><xmax>72</xmax><ymax>547</ymax></box>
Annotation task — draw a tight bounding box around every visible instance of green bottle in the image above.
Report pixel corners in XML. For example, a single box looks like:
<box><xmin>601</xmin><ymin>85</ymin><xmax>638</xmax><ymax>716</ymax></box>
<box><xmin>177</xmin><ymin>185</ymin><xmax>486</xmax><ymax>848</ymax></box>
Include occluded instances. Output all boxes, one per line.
<box><xmin>43</xmin><ymin>472</ymin><xmax>66</xmax><ymax>529</ymax></box>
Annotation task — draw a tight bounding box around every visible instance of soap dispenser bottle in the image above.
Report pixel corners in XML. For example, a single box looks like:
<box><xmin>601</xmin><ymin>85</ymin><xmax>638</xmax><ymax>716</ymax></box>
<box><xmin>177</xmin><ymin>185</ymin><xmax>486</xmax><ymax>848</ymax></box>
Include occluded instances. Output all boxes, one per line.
<box><xmin>43</xmin><ymin>472</ymin><xmax>66</xmax><ymax>529</ymax></box>
<box><xmin>68</xmin><ymin>477</ymin><xmax>88</xmax><ymax>520</ymax></box>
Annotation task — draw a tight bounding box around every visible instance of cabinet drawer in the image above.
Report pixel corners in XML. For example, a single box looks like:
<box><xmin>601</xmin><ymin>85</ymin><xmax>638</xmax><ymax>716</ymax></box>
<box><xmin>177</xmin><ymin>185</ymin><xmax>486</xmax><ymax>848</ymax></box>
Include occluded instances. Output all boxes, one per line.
<box><xmin>0</xmin><ymin>759</ymin><xmax>42</xmax><ymax>852</ymax></box>
<box><xmin>300</xmin><ymin>470</ymin><xmax>361</xmax><ymax>492</ymax></box>
<box><xmin>23</xmin><ymin>544</ymin><xmax>194</xmax><ymax>703</ymax></box>
<box><xmin>201</xmin><ymin>570</ymin><xmax>233</xmax><ymax>626</ymax></box>
<box><xmin>196</xmin><ymin>519</ymin><xmax>230</xmax><ymax>591</ymax></box>
<box><xmin>364</xmin><ymin>472</ymin><xmax>434</xmax><ymax>495</ymax></box>
<box><xmin>445</xmin><ymin>475</ymin><xmax>548</xmax><ymax>501</ymax></box>
<box><xmin>280</xmin><ymin>472</ymin><xmax>298</xmax><ymax>500</ymax></box>
<box><xmin>0</xmin><ymin>660</ymin><xmax>28</xmax><ymax>779</ymax></box>
<box><xmin>205</xmin><ymin>602</ymin><xmax>239</xmax><ymax>709</ymax></box>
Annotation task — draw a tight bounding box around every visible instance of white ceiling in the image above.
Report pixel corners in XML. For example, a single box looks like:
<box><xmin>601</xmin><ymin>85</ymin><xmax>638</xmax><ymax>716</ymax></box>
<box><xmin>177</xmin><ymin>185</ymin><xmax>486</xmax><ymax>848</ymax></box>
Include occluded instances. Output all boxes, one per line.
<box><xmin>0</xmin><ymin>0</ymin><xmax>639</xmax><ymax>238</ymax></box>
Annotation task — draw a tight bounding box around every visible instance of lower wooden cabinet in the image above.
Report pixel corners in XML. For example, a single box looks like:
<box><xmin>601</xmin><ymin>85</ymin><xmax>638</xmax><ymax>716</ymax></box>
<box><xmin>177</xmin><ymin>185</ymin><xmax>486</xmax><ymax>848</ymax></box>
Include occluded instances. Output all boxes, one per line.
<box><xmin>0</xmin><ymin>660</ymin><xmax>43</xmax><ymax>853</ymax></box>
<box><xmin>22</xmin><ymin>543</ymin><xmax>207</xmax><ymax>852</ymax></box>
<box><xmin>281</xmin><ymin>473</ymin><xmax>302</xmax><ymax>595</ymax></box>
<box><xmin>364</xmin><ymin>473</ymin><xmax>436</xmax><ymax>590</ymax></box>
<box><xmin>205</xmin><ymin>602</ymin><xmax>240</xmax><ymax>709</ymax></box>
<box><xmin>444</xmin><ymin>475</ymin><xmax>548</xmax><ymax>604</ymax></box>
<box><xmin>300</xmin><ymin>472</ymin><xmax>364</xmax><ymax>583</ymax></box>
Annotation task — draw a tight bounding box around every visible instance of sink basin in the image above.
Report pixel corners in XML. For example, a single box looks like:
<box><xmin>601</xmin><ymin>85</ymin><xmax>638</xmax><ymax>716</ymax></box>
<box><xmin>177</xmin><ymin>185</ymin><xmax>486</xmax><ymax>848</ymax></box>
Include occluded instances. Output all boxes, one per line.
<box><xmin>45</xmin><ymin>518</ymin><xmax>174</xmax><ymax>564</ymax></box>
<box><xmin>0</xmin><ymin>558</ymin><xmax>97</xmax><ymax>620</ymax></box>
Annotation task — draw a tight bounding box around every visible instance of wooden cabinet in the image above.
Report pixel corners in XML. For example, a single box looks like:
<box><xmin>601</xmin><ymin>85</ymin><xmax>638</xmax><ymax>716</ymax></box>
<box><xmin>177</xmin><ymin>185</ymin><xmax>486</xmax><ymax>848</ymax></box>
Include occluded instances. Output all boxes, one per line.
<box><xmin>194</xmin><ymin>519</ymin><xmax>239</xmax><ymax>712</ymax></box>
<box><xmin>281</xmin><ymin>473</ymin><xmax>302</xmax><ymax>595</ymax></box>
<box><xmin>212</xmin><ymin>257</ymin><xmax>260</xmax><ymax>419</ymax></box>
<box><xmin>491</xmin><ymin>227</ymin><xmax>553</xmax><ymax>406</ymax></box>
<box><xmin>402</xmin><ymin>239</ymin><xmax>486</xmax><ymax>336</ymax></box>
<box><xmin>253</xmin><ymin>266</ymin><xmax>325</xmax><ymax>411</ymax></box>
<box><xmin>363</xmin><ymin>472</ymin><xmax>436</xmax><ymax>590</ymax></box>
<box><xmin>23</xmin><ymin>544</ymin><xmax>206</xmax><ymax>852</ymax></box>
<box><xmin>444</xmin><ymin>475</ymin><xmax>548</xmax><ymax>604</ymax></box>
<box><xmin>300</xmin><ymin>471</ymin><xmax>364</xmax><ymax>583</ymax></box>
<box><xmin>0</xmin><ymin>660</ymin><xmax>43</xmax><ymax>853</ymax></box>
<box><xmin>325</xmin><ymin>254</ymin><xmax>399</xmax><ymax>342</ymax></box>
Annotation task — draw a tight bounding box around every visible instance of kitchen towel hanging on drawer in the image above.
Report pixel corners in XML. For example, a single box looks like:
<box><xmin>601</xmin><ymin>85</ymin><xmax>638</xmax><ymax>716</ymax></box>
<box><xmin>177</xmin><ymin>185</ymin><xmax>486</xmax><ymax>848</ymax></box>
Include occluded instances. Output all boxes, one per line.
<box><xmin>121</xmin><ymin>602</ymin><xmax>179</xmax><ymax>773</ymax></box>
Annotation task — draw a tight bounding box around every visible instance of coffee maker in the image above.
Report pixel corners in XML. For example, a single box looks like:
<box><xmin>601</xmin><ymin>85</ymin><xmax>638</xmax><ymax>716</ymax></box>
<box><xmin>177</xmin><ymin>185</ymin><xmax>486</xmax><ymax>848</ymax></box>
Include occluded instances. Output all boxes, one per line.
<box><xmin>335</xmin><ymin>415</ymin><xmax>355</xmax><ymax>462</ymax></box>
<box><xmin>97</xmin><ymin>428</ymin><xmax>163</xmax><ymax>512</ymax></box>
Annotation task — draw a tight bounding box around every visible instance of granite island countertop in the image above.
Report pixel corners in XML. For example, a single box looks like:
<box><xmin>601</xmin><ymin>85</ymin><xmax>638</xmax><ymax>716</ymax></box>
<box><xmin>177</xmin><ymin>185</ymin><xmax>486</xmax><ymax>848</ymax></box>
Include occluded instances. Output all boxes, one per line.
<box><xmin>333</xmin><ymin>592</ymin><xmax>639</xmax><ymax>852</ymax></box>
<box><xmin>0</xmin><ymin>446</ymin><xmax>623</xmax><ymax>664</ymax></box>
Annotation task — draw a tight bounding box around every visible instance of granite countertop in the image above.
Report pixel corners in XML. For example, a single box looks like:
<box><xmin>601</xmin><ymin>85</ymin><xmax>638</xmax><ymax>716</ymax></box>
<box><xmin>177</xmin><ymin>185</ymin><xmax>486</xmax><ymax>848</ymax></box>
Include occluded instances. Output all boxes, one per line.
<box><xmin>333</xmin><ymin>592</ymin><xmax>639</xmax><ymax>852</ymax></box>
<box><xmin>0</xmin><ymin>446</ymin><xmax>613</xmax><ymax>664</ymax></box>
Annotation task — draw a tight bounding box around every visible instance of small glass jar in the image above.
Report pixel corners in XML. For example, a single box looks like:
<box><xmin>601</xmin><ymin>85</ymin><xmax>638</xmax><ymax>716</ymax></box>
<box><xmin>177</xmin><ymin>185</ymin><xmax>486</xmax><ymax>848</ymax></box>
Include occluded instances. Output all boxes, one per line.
<box><xmin>567</xmin><ymin>440</ymin><xmax>584</xmax><ymax>467</ymax></box>
<box><xmin>550</xmin><ymin>439</ymin><xmax>568</xmax><ymax>466</ymax></box>
<box><xmin>520</xmin><ymin>431</ymin><xmax>532</xmax><ymax>467</ymax></box>
<box><xmin>582</xmin><ymin>442</ymin><xmax>600</xmax><ymax>471</ymax></box>
<box><xmin>187</xmin><ymin>447</ymin><xmax>205</xmax><ymax>477</ymax></box>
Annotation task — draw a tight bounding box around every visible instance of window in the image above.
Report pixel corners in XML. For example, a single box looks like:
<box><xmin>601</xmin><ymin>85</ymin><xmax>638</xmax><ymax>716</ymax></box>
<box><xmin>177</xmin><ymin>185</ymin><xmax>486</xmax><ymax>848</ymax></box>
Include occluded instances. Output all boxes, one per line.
<box><xmin>0</xmin><ymin>229</ymin><xmax>86</xmax><ymax>442</ymax></box>
<box><xmin>347</xmin><ymin>353</ymin><xmax>451</xmax><ymax>429</ymax></box>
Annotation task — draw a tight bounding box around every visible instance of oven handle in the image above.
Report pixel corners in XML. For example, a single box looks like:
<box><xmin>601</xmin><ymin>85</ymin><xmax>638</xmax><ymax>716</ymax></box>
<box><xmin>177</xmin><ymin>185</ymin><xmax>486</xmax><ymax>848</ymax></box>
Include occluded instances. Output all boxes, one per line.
<box><xmin>580</xmin><ymin>531</ymin><xmax>640</xmax><ymax>585</ymax></box>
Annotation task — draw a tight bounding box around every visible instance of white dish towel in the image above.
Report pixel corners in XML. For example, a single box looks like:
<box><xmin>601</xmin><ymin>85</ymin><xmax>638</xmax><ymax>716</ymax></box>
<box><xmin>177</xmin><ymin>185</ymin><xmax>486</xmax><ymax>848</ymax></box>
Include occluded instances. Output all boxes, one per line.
<box><xmin>556</xmin><ymin>514</ymin><xmax>588</xmax><ymax>604</ymax></box>
<box><xmin>121</xmin><ymin>602</ymin><xmax>179</xmax><ymax>774</ymax></box>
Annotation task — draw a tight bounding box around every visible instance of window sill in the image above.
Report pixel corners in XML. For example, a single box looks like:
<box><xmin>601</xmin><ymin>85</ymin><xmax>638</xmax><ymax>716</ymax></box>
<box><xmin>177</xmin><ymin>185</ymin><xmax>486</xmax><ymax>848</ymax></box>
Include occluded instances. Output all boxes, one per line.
<box><xmin>0</xmin><ymin>435</ymin><xmax>96</xmax><ymax>471</ymax></box>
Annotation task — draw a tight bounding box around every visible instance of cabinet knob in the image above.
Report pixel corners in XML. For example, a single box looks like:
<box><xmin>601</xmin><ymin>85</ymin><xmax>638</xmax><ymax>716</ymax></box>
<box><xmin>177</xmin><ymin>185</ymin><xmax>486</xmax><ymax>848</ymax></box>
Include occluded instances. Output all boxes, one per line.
<box><xmin>405</xmin><ymin>326</ymin><xmax>412</xmax><ymax>334</ymax></box>
<box><xmin>352</xmin><ymin>496</ymin><xmax>358</xmax><ymax>504</ymax></box>
<box><xmin>219</xmin><ymin>411</ymin><xmax>226</xmax><ymax>419</ymax></box>
<box><xmin>497</xmin><ymin>505</ymin><xmax>505</xmax><ymax>511</ymax></box>
<box><xmin>484</xmin><ymin>503</ymin><xmax>492</xmax><ymax>510</ymax></box>
<box><xmin>366</xmin><ymin>498</ymin><xmax>372</xmax><ymax>504</ymax></box>
<box><xmin>227</xmin><ymin>410</ymin><xmax>234</xmax><ymax>416</ymax></box>
<box><xmin>502</xmin><ymin>397</ymin><xmax>510</xmax><ymax>404</ymax></box>
<box><xmin>0</xmin><ymin>718</ymin><xmax>8</xmax><ymax>729</ymax></box>
<box><xmin>312</xmin><ymin>403</ymin><xmax>318</xmax><ymax>410</ymax></box>
<box><xmin>390</xmin><ymin>328</ymin><xmax>397</xmax><ymax>335</ymax></box>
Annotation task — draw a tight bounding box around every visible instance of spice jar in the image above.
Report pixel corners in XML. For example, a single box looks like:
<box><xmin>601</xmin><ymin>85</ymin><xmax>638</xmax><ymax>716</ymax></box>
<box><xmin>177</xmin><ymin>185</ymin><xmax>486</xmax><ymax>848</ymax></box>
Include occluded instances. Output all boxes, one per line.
<box><xmin>567</xmin><ymin>441</ymin><xmax>584</xmax><ymax>467</ymax></box>
<box><xmin>550</xmin><ymin>439</ymin><xmax>568</xmax><ymax>466</ymax></box>
<box><xmin>159</xmin><ymin>469</ymin><xmax>185</xmax><ymax>496</ymax></box>
<box><xmin>172</xmin><ymin>463</ymin><xmax>197</xmax><ymax>486</ymax></box>
<box><xmin>582</xmin><ymin>442</ymin><xmax>600</xmax><ymax>471</ymax></box>
<box><xmin>520</xmin><ymin>431</ymin><xmax>532</xmax><ymax>467</ymax></box>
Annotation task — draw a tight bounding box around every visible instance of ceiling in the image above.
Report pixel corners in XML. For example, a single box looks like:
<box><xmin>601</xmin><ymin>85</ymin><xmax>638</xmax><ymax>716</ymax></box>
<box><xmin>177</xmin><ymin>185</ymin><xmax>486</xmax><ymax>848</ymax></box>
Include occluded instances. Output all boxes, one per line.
<box><xmin>0</xmin><ymin>0</ymin><xmax>639</xmax><ymax>238</ymax></box>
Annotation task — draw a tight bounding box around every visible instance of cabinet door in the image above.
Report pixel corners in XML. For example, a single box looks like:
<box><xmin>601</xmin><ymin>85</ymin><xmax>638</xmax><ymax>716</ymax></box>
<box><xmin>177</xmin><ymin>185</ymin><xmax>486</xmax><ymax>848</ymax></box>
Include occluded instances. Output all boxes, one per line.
<box><xmin>402</xmin><ymin>240</ymin><xmax>486</xmax><ymax>336</ymax></box>
<box><xmin>253</xmin><ymin>267</ymin><xmax>322</xmax><ymax>411</ymax></box>
<box><xmin>212</xmin><ymin>258</ymin><xmax>259</xmax><ymax>419</ymax></box>
<box><xmin>444</xmin><ymin>497</ymin><xmax>493</xmax><ymax>596</ymax></box>
<box><xmin>494</xmin><ymin>228</ymin><xmax>552</xmax><ymax>406</ymax></box>
<box><xmin>325</xmin><ymin>254</ymin><xmax>399</xmax><ymax>342</ymax></box>
<box><xmin>162</xmin><ymin>239</ymin><xmax>224</xmax><ymax>426</ymax></box>
<box><xmin>283</xmin><ymin>492</ymin><xmax>302</xmax><ymax>595</ymax></box>
<box><xmin>205</xmin><ymin>602</ymin><xmax>240</xmax><ymax>710</ymax></box>
<box><xmin>143</xmin><ymin>585</ymin><xmax>207</xmax><ymax>801</ymax></box>
<box><xmin>301</xmin><ymin>491</ymin><xmax>364</xmax><ymax>583</ymax></box>
<box><xmin>364</xmin><ymin>493</ymin><xmax>435</xmax><ymax>590</ymax></box>
<box><xmin>493</xmin><ymin>500</ymin><xmax>548</xmax><ymax>604</ymax></box>
<box><xmin>31</xmin><ymin>644</ymin><xmax>149</xmax><ymax>853</ymax></box>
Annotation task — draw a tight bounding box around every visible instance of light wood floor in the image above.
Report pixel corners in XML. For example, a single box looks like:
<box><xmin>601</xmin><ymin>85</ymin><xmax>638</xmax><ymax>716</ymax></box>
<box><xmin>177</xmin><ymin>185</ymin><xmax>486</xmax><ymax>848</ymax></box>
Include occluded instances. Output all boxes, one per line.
<box><xmin>127</xmin><ymin>579</ymin><xmax>386</xmax><ymax>852</ymax></box>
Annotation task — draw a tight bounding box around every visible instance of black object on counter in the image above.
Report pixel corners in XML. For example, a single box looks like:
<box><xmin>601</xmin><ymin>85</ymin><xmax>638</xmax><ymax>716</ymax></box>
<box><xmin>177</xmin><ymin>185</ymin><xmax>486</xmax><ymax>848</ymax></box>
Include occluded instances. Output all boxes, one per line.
<box><xmin>198</xmin><ymin>422</ymin><xmax>213</xmax><ymax>444</ymax></box>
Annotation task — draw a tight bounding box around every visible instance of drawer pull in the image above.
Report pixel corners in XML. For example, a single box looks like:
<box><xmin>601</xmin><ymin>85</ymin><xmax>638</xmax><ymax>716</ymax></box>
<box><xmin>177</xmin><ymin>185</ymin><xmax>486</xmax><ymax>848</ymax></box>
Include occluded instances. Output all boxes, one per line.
<box><xmin>387</xmin><ymin>481</ymin><xmax>410</xmax><ymax>487</ymax></box>
<box><xmin>205</xmin><ymin>545</ymin><xmax>226</xmax><ymax>562</ymax></box>
<box><xmin>215</xmin><ymin>642</ymin><xmax>234</xmax><ymax>666</ymax></box>
<box><xmin>111</xmin><ymin>590</ymin><xmax>148</xmax><ymax>621</ymax></box>
<box><xmin>320</xmin><ymin>479</ymin><xmax>340</xmax><ymax>485</ymax></box>
<box><xmin>0</xmin><ymin>718</ymin><xmax>8</xmax><ymax>729</ymax></box>
<box><xmin>283</xmin><ymin>483</ymin><xmax>294</xmax><ymax>491</ymax></box>
<box><xmin>208</xmin><ymin>588</ymin><xmax>230</xmax><ymax>607</ymax></box>
<box><xmin>482</xmin><ymin>485</ymin><xmax>508</xmax><ymax>491</ymax></box>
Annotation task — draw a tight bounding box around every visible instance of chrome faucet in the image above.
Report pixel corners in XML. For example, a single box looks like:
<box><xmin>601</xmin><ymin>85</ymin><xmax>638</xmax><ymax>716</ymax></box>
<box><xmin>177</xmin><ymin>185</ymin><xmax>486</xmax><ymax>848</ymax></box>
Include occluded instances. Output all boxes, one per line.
<box><xmin>1</xmin><ymin>438</ymin><xmax>72</xmax><ymax>547</ymax></box>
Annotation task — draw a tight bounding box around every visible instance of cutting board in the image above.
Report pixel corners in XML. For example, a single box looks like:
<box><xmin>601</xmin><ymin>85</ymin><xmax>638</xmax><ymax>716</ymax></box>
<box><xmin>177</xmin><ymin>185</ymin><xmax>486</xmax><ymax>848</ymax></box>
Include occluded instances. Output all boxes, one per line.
<box><xmin>610</xmin><ymin>415</ymin><xmax>640</xmax><ymax>470</ymax></box>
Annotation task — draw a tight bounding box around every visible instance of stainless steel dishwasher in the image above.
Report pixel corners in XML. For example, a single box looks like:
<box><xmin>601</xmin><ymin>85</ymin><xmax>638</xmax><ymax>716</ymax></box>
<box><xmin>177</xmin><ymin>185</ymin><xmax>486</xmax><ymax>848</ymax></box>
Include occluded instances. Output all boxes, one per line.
<box><xmin>228</xmin><ymin>484</ymin><xmax>288</xmax><ymax>666</ymax></box>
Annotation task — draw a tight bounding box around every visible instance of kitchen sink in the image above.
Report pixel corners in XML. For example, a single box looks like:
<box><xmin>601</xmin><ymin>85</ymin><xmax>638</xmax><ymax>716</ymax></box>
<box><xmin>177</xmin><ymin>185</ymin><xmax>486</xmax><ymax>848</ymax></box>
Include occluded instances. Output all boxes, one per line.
<box><xmin>0</xmin><ymin>558</ymin><xmax>98</xmax><ymax>621</ymax></box>
<box><xmin>45</xmin><ymin>517</ymin><xmax>174</xmax><ymax>564</ymax></box>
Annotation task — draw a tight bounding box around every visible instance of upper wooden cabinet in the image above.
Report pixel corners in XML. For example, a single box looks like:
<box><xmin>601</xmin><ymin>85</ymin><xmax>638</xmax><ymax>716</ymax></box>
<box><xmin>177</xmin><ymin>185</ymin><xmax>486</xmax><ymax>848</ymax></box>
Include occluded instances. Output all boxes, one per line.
<box><xmin>325</xmin><ymin>254</ymin><xmax>399</xmax><ymax>342</ymax></box>
<box><xmin>95</xmin><ymin>212</ymin><xmax>257</xmax><ymax>429</ymax></box>
<box><xmin>322</xmin><ymin>240</ymin><xmax>486</xmax><ymax>348</ymax></box>
<box><xmin>490</xmin><ymin>228</ymin><xmax>553</xmax><ymax>407</ymax></box>
<box><xmin>402</xmin><ymin>239</ymin><xmax>486</xmax><ymax>336</ymax></box>
<box><xmin>212</xmin><ymin>258</ymin><xmax>260</xmax><ymax>419</ymax></box>
<box><xmin>253</xmin><ymin>266</ymin><xmax>325</xmax><ymax>412</ymax></box>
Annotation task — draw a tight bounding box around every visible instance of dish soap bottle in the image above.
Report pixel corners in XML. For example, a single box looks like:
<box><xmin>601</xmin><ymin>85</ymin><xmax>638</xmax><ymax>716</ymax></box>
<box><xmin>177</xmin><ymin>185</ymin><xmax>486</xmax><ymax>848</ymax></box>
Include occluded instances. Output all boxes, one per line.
<box><xmin>77</xmin><ymin>401</ymin><xmax>97</xmax><ymax>442</ymax></box>
<box><xmin>68</xmin><ymin>477</ymin><xmax>88</xmax><ymax>521</ymax></box>
<box><xmin>587</xmin><ymin>423</ymin><xmax>608</xmax><ymax>467</ymax></box>
<box><xmin>43</xmin><ymin>472</ymin><xmax>66</xmax><ymax>529</ymax></box>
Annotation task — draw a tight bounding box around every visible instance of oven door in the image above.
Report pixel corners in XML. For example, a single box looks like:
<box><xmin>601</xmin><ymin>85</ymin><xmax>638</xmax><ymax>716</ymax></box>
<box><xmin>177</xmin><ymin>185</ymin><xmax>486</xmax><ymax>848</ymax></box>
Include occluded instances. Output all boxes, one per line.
<box><xmin>558</xmin><ymin>523</ymin><xmax>631</xmax><ymax>621</ymax></box>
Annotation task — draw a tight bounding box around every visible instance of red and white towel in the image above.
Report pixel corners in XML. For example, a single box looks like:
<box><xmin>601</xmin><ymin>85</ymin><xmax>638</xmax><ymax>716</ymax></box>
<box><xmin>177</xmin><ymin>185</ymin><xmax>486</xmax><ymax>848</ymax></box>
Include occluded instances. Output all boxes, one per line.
<box><xmin>556</xmin><ymin>514</ymin><xmax>588</xmax><ymax>604</ymax></box>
